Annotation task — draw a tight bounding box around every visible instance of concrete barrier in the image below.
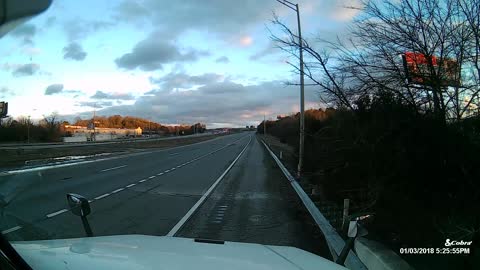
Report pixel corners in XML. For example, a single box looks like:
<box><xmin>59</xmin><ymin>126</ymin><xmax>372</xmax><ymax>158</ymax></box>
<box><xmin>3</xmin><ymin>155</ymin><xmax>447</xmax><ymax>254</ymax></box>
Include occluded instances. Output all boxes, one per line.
<box><xmin>354</xmin><ymin>237</ymin><xmax>414</xmax><ymax>270</ymax></box>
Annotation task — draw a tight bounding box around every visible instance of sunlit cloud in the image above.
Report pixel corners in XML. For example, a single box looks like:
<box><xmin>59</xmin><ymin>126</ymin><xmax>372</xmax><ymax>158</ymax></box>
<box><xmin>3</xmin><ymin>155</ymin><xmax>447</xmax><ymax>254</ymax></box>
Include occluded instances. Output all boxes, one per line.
<box><xmin>240</xmin><ymin>36</ymin><xmax>253</xmax><ymax>47</ymax></box>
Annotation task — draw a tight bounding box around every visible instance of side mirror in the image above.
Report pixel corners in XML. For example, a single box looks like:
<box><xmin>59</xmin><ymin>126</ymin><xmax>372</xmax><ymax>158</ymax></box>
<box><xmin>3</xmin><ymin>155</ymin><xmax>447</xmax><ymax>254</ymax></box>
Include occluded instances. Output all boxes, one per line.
<box><xmin>347</xmin><ymin>220</ymin><xmax>369</xmax><ymax>238</ymax></box>
<box><xmin>66</xmin><ymin>193</ymin><xmax>93</xmax><ymax>237</ymax></box>
<box><xmin>336</xmin><ymin>213</ymin><xmax>373</xmax><ymax>266</ymax></box>
<box><xmin>66</xmin><ymin>193</ymin><xmax>91</xmax><ymax>217</ymax></box>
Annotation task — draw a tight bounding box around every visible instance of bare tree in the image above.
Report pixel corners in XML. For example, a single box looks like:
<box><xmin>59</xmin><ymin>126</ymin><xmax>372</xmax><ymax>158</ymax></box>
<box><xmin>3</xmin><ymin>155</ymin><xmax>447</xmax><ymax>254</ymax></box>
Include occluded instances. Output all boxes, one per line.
<box><xmin>339</xmin><ymin>0</ymin><xmax>480</xmax><ymax>121</ymax></box>
<box><xmin>269</xmin><ymin>14</ymin><xmax>355</xmax><ymax>110</ymax></box>
<box><xmin>270</xmin><ymin>0</ymin><xmax>480</xmax><ymax>122</ymax></box>
<box><xmin>41</xmin><ymin>112</ymin><xmax>59</xmax><ymax>130</ymax></box>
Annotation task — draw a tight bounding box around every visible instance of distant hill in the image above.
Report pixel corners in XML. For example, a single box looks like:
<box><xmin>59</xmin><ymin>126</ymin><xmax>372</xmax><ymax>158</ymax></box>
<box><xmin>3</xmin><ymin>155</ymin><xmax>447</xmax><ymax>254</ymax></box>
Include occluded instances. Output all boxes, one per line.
<box><xmin>73</xmin><ymin>115</ymin><xmax>206</xmax><ymax>135</ymax></box>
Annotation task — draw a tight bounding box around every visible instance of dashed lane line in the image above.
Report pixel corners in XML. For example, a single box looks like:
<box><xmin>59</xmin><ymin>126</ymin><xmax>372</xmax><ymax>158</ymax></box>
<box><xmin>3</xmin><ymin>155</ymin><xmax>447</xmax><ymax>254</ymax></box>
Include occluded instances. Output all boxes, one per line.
<box><xmin>94</xmin><ymin>193</ymin><xmax>110</xmax><ymax>200</ymax></box>
<box><xmin>100</xmin><ymin>165</ymin><xmax>127</xmax><ymax>172</ymax></box>
<box><xmin>1</xmin><ymin>226</ymin><xmax>22</xmax><ymax>234</ymax></box>
<box><xmin>46</xmin><ymin>209</ymin><xmax>68</xmax><ymax>218</ymax></box>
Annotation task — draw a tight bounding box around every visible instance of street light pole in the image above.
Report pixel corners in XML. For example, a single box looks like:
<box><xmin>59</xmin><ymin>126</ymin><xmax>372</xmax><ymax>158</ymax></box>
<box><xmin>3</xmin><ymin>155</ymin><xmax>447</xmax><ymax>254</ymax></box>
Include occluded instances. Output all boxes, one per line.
<box><xmin>276</xmin><ymin>0</ymin><xmax>305</xmax><ymax>177</ymax></box>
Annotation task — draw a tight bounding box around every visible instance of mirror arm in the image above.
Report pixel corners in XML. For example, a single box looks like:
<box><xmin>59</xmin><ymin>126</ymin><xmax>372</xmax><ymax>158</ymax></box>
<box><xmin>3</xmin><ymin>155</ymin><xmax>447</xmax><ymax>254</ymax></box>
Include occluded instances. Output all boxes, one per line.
<box><xmin>335</xmin><ymin>237</ymin><xmax>355</xmax><ymax>266</ymax></box>
<box><xmin>81</xmin><ymin>216</ymin><xmax>93</xmax><ymax>237</ymax></box>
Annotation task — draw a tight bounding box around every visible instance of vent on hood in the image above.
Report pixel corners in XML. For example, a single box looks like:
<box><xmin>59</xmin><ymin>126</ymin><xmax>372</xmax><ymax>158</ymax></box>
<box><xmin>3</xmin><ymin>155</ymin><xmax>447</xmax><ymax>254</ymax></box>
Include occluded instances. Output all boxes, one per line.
<box><xmin>194</xmin><ymin>238</ymin><xmax>225</xmax><ymax>245</ymax></box>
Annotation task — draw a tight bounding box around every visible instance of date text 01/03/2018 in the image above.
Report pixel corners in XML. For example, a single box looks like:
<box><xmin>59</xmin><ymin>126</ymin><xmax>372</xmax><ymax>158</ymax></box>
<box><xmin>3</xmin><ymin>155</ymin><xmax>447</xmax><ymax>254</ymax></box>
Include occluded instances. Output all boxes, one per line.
<box><xmin>399</xmin><ymin>247</ymin><xmax>470</xmax><ymax>255</ymax></box>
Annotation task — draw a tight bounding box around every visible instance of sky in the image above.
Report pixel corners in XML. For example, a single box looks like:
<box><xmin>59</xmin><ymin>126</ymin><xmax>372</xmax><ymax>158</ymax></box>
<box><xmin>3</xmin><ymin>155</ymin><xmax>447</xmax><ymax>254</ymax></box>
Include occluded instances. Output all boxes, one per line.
<box><xmin>0</xmin><ymin>0</ymin><xmax>361</xmax><ymax>128</ymax></box>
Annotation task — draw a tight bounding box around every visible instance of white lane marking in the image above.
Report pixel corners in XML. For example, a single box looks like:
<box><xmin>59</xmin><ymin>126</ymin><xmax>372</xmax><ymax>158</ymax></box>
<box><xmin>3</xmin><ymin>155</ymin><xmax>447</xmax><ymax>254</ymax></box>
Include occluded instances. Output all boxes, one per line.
<box><xmin>169</xmin><ymin>152</ymin><xmax>180</xmax><ymax>156</ymax></box>
<box><xmin>94</xmin><ymin>193</ymin><xmax>110</xmax><ymax>200</ymax></box>
<box><xmin>100</xmin><ymin>165</ymin><xmax>127</xmax><ymax>172</ymax></box>
<box><xmin>157</xmin><ymin>173</ymin><xmax>164</xmax><ymax>176</ymax></box>
<box><xmin>176</xmin><ymin>165</ymin><xmax>182</xmax><ymax>168</ymax></box>
<box><xmin>88</xmin><ymin>200</ymin><xmax>93</xmax><ymax>203</ymax></box>
<box><xmin>148</xmin><ymin>176</ymin><xmax>156</xmax><ymax>179</ymax></box>
<box><xmin>139</xmin><ymin>179</ymin><xmax>147</xmax><ymax>182</ymax></box>
<box><xmin>170</xmin><ymin>168</ymin><xmax>176</xmax><ymax>171</ymax></box>
<box><xmin>165</xmin><ymin>170</ymin><xmax>170</xmax><ymax>173</ymax></box>
<box><xmin>46</xmin><ymin>209</ymin><xmax>68</xmax><ymax>218</ymax></box>
<box><xmin>112</xmin><ymin>188</ymin><xmax>125</xmax><ymax>193</ymax></box>
<box><xmin>2</xmin><ymin>226</ymin><xmax>22</xmax><ymax>234</ymax></box>
<box><xmin>166</xmin><ymin>135</ymin><xmax>252</xmax><ymax>237</ymax></box>
<box><xmin>126</xmin><ymin>183</ymin><xmax>136</xmax><ymax>188</ymax></box>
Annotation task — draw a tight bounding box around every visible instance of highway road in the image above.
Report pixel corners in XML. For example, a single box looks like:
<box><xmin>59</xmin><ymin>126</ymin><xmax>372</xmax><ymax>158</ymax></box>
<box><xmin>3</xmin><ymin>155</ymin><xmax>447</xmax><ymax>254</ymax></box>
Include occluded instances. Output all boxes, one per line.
<box><xmin>0</xmin><ymin>132</ymin><xmax>330</xmax><ymax>258</ymax></box>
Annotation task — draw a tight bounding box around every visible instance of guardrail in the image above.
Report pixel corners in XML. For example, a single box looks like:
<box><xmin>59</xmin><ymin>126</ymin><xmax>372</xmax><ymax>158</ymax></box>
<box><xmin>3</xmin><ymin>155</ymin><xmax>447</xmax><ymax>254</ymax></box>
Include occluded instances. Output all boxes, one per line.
<box><xmin>261</xmin><ymin>140</ymin><xmax>367</xmax><ymax>270</ymax></box>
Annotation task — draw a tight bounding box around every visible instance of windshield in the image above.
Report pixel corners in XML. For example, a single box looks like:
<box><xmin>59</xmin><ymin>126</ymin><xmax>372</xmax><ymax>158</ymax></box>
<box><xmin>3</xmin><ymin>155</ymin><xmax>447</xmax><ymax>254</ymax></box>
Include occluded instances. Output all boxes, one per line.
<box><xmin>1</xmin><ymin>1</ymin><xmax>479</xmax><ymax>270</ymax></box>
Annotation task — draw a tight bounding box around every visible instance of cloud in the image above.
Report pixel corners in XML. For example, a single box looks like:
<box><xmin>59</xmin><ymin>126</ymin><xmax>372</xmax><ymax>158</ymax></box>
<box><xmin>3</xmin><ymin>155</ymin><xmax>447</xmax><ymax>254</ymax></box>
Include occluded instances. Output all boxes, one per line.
<box><xmin>45</xmin><ymin>16</ymin><xmax>56</xmax><ymax>27</ymax></box>
<box><xmin>0</xmin><ymin>87</ymin><xmax>15</xmax><ymax>98</ymax></box>
<box><xmin>10</xmin><ymin>24</ymin><xmax>36</xmax><ymax>37</ymax></box>
<box><xmin>12</xmin><ymin>63</ymin><xmax>40</xmax><ymax>77</ymax></box>
<box><xmin>249</xmin><ymin>41</ymin><xmax>279</xmax><ymax>61</ymax></box>
<box><xmin>149</xmin><ymin>71</ymin><xmax>224</xmax><ymax>91</ymax></box>
<box><xmin>239</xmin><ymin>36</ymin><xmax>253</xmax><ymax>47</ymax></box>
<box><xmin>63</xmin><ymin>42</ymin><xmax>87</xmax><ymax>61</ymax></box>
<box><xmin>91</xmin><ymin>90</ymin><xmax>135</xmax><ymax>100</ymax></box>
<box><xmin>92</xmin><ymin>78</ymin><xmax>319</xmax><ymax>127</ymax></box>
<box><xmin>23</xmin><ymin>47</ymin><xmax>42</xmax><ymax>56</ymax></box>
<box><xmin>113</xmin><ymin>0</ymin><xmax>273</xmax><ymax>38</ymax></box>
<box><xmin>1</xmin><ymin>63</ymin><xmax>21</xmax><ymax>71</ymax></box>
<box><xmin>114</xmin><ymin>1</ymin><xmax>151</xmax><ymax>23</ymax></box>
<box><xmin>63</xmin><ymin>19</ymin><xmax>115</xmax><ymax>41</ymax></box>
<box><xmin>215</xmin><ymin>56</ymin><xmax>229</xmax><ymax>63</ymax></box>
<box><xmin>115</xmin><ymin>32</ymin><xmax>209</xmax><ymax>71</ymax></box>
<box><xmin>9</xmin><ymin>24</ymin><xmax>36</xmax><ymax>45</ymax></box>
<box><xmin>111</xmin><ymin>0</ymin><xmax>360</xmax><ymax>42</ymax></box>
<box><xmin>45</xmin><ymin>84</ymin><xmax>64</xmax><ymax>95</ymax></box>
<box><xmin>77</xmin><ymin>101</ymin><xmax>113</xmax><ymax>108</ymax></box>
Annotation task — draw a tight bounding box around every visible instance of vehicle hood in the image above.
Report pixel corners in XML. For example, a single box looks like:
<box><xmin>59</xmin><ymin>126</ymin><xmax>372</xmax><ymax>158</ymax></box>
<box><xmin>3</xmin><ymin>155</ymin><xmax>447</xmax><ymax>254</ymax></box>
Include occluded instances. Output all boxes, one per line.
<box><xmin>12</xmin><ymin>235</ymin><xmax>346</xmax><ymax>270</ymax></box>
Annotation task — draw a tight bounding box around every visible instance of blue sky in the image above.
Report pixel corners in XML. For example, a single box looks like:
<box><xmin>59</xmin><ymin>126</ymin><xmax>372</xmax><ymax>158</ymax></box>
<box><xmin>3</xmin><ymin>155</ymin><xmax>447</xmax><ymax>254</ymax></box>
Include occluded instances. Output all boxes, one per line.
<box><xmin>0</xmin><ymin>0</ymin><xmax>361</xmax><ymax>128</ymax></box>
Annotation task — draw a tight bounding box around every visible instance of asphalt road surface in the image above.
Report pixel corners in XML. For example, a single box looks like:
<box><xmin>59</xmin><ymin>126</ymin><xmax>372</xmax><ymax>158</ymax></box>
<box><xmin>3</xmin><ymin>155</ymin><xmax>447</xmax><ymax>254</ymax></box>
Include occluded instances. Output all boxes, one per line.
<box><xmin>0</xmin><ymin>132</ymin><xmax>330</xmax><ymax>259</ymax></box>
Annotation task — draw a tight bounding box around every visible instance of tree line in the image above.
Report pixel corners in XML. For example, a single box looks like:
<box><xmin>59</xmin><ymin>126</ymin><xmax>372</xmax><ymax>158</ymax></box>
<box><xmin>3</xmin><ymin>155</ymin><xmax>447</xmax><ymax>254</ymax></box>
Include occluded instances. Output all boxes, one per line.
<box><xmin>0</xmin><ymin>114</ymin><xmax>63</xmax><ymax>142</ymax></box>
<box><xmin>72</xmin><ymin>115</ymin><xmax>206</xmax><ymax>135</ymax></box>
<box><xmin>0</xmin><ymin>114</ymin><xmax>206</xmax><ymax>142</ymax></box>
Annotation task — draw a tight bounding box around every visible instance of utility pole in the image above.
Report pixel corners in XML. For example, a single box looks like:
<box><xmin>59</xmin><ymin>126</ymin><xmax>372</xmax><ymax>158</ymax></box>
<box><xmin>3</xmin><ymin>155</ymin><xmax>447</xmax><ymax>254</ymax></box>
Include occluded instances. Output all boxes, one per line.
<box><xmin>27</xmin><ymin>115</ymin><xmax>31</xmax><ymax>143</ymax></box>
<box><xmin>93</xmin><ymin>103</ymin><xmax>96</xmax><ymax>142</ymax></box>
<box><xmin>264</xmin><ymin>114</ymin><xmax>267</xmax><ymax>135</ymax></box>
<box><xmin>276</xmin><ymin>0</ymin><xmax>305</xmax><ymax>177</ymax></box>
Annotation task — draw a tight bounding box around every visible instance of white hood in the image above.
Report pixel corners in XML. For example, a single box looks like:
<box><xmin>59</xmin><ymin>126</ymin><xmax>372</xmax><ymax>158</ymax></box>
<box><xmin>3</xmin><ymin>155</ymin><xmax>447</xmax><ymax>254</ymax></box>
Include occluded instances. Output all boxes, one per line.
<box><xmin>12</xmin><ymin>235</ymin><xmax>347</xmax><ymax>270</ymax></box>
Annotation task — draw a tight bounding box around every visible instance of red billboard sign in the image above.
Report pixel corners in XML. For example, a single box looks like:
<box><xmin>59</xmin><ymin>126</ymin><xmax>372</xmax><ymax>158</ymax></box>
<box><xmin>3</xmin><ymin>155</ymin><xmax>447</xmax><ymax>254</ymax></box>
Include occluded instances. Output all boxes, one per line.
<box><xmin>402</xmin><ymin>52</ymin><xmax>460</xmax><ymax>87</ymax></box>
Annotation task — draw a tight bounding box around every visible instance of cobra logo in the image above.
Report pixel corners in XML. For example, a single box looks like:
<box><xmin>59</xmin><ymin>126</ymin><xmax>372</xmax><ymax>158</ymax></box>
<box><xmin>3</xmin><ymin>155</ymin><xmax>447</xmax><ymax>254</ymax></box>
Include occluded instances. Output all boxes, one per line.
<box><xmin>444</xmin><ymin>239</ymin><xmax>472</xmax><ymax>247</ymax></box>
